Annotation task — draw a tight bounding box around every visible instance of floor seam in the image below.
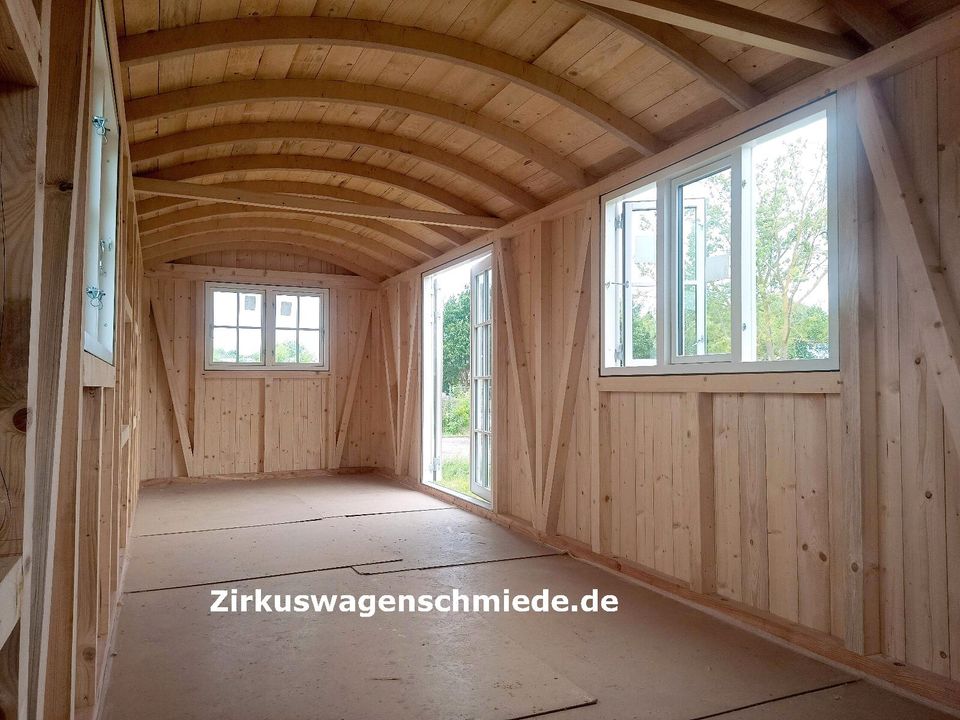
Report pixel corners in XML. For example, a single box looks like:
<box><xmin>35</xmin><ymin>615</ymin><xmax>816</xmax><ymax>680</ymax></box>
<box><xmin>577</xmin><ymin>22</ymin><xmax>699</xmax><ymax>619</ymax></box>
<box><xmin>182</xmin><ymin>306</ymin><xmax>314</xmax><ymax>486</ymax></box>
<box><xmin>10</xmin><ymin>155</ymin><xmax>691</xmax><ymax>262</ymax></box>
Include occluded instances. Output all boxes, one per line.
<box><xmin>350</xmin><ymin>552</ymin><xmax>565</xmax><ymax>576</ymax></box>
<box><xmin>125</xmin><ymin>558</ymin><xmax>404</xmax><ymax>594</ymax></box>
<box><xmin>685</xmin><ymin>679</ymin><xmax>862</xmax><ymax>719</ymax></box>
<box><xmin>135</xmin><ymin>507</ymin><xmax>455</xmax><ymax>537</ymax></box>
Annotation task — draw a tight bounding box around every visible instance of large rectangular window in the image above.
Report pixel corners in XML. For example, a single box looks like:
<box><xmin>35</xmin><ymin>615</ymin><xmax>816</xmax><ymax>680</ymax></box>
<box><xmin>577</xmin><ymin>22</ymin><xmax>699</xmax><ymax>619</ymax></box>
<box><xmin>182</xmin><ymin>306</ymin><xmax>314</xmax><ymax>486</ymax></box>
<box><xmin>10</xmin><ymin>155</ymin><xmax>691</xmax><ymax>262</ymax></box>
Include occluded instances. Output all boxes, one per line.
<box><xmin>602</xmin><ymin>99</ymin><xmax>837</xmax><ymax>375</ymax></box>
<box><xmin>205</xmin><ymin>283</ymin><xmax>329</xmax><ymax>370</ymax></box>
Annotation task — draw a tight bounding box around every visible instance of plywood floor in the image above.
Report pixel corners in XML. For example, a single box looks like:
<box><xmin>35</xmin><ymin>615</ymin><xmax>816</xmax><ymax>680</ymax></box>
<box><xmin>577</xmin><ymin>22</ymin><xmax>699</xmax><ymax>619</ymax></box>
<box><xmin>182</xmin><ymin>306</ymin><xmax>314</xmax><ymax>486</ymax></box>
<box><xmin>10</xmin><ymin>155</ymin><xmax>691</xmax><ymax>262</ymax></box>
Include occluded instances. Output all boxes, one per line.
<box><xmin>102</xmin><ymin>473</ymin><xmax>952</xmax><ymax>720</ymax></box>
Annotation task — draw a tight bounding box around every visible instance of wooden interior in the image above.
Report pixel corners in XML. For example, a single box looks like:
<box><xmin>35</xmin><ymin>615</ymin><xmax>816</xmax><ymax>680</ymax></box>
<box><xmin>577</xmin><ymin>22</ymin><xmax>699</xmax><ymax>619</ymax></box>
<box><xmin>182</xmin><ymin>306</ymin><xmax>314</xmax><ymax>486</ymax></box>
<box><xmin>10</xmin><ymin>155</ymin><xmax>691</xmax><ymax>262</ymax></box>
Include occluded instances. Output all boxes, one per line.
<box><xmin>2</xmin><ymin>0</ymin><xmax>960</xmax><ymax>717</ymax></box>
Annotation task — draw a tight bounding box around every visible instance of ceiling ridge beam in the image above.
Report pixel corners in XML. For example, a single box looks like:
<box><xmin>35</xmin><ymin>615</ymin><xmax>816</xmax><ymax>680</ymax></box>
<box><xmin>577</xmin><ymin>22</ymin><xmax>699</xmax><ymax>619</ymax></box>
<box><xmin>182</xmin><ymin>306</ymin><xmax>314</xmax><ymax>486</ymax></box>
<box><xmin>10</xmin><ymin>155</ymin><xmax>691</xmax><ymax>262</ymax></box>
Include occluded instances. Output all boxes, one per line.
<box><xmin>557</xmin><ymin>0</ymin><xmax>764</xmax><ymax>110</ymax></box>
<box><xmin>118</xmin><ymin>16</ymin><xmax>664</xmax><ymax>154</ymax></box>
<box><xmin>141</xmin><ymin>153</ymin><xmax>490</xmax><ymax>216</ymax></box>
<box><xmin>123</xmin><ymin>79</ymin><xmax>592</xmax><ymax>189</ymax></box>
<box><xmin>135</xmin><ymin>203</ymin><xmax>440</xmax><ymax>262</ymax></box>
<box><xmin>825</xmin><ymin>0</ymin><xmax>907</xmax><ymax>48</ymax></box>
<box><xmin>133</xmin><ymin>176</ymin><xmax>505</xmax><ymax>231</ymax></box>
<box><xmin>581</xmin><ymin>0</ymin><xmax>863</xmax><ymax>66</ymax></box>
<box><xmin>134</xmin><ymin>179</ymin><xmax>465</xmax><ymax>250</ymax></box>
<box><xmin>141</xmin><ymin>235</ymin><xmax>389</xmax><ymax>281</ymax></box>
<box><xmin>130</xmin><ymin>122</ymin><xmax>547</xmax><ymax>209</ymax></box>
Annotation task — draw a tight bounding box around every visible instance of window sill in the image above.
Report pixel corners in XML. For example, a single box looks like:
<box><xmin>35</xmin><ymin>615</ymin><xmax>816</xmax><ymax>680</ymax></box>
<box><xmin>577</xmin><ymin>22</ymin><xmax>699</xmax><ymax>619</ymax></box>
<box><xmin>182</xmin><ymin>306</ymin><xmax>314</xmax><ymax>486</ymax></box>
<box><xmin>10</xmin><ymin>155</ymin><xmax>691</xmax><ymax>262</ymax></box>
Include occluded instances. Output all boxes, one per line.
<box><xmin>596</xmin><ymin>371</ymin><xmax>841</xmax><ymax>395</ymax></box>
<box><xmin>201</xmin><ymin>369</ymin><xmax>331</xmax><ymax>379</ymax></box>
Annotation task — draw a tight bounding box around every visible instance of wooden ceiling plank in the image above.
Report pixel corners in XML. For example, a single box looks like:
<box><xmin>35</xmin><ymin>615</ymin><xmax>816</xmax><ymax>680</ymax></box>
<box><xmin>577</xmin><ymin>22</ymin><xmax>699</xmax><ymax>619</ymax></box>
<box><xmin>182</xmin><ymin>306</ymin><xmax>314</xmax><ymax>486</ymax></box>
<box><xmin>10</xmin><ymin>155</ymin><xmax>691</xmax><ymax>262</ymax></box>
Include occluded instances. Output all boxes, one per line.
<box><xmin>118</xmin><ymin>15</ymin><xmax>665</xmax><ymax>153</ymax></box>
<box><xmin>141</xmin><ymin>217</ymin><xmax>405</xmax><ymax>275</ymax></box>
<box><xmin>132</xmin><ymin>178</ymin><xmax>466</xmax><ymax>249</ymax></box>
<box><xmin>135</xmin><ymin>203</ymin><xmax>441</xmax><ymax>261</ymax></box>
<box><xmin>581</xmin><ymin>0</ymin><xmax>863</xmax><ymax>66</ymax></box>
<box><xmin>0</xmin><ymin>0</ymin><xmax>40</xmax><ymax>85</ymax></box>
<box><xmin>124</xmin><ymin>78</ymin><xmax>591</xmax><ymax>188</ymax></box>
<box><xmin>129</xmin><ymin>121</ymin><xmax>545</xmax><ymax>209</ymax></box>
<box><xmin>141</xmin><ymin>153</ymin><xmax>491</xmax><ymax>215</ymax></box>
<box><xmin>133</xmin><ymin>176</ymin><xmax>505</xmax><ymax>230</ymax></box>
<box><xmin>557</xmin><ymin>0</ymin><xmax>764</xmax><ymax>110</ymax></box>
<box><xmin>825</xmin><ymin>0</ymin><xmax>908</xmax><ymax>48</ymax></box>
<box><xmin>142</xmin><ymin>235</ymin><xmax>388</xmax><ymax>281</ymax></box>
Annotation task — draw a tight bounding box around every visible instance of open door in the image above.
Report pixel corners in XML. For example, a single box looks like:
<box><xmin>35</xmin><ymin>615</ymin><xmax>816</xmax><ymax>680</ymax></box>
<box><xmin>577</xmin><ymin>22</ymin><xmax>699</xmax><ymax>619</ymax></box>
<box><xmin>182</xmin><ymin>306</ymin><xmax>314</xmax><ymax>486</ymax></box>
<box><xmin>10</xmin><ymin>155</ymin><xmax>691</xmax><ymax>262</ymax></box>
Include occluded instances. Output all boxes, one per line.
<box><xmin>469</xmin><ymin>256</ymin><xmax>493</xmax><ymax>501</ymax></box>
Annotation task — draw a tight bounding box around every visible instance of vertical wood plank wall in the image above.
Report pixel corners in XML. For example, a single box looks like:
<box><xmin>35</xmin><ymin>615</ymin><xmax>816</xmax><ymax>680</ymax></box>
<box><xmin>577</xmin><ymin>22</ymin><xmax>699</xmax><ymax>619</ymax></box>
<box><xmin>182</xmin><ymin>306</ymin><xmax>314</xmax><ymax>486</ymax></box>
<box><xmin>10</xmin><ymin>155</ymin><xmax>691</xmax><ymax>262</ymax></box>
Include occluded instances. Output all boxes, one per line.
<box><xmin>138</xmin><ymin>252</ymin><xmax>390</xmax><ymax>480</ymax></box>
<box><xmin>378</xmin><ymin>47</ymin><xmax>960</xmax><ymax>701</ymax></box>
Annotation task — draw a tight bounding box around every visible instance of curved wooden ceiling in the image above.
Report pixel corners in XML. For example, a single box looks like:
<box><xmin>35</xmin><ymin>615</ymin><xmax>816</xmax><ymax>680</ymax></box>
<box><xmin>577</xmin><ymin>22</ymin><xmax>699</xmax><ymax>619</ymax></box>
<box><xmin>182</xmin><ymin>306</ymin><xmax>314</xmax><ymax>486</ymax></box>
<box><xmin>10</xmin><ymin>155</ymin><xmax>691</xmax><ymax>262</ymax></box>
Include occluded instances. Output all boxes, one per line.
<box><xmin>116</xmin><ymin>0</ymin><xmax>929</xmax><ymax>276</ymax></box>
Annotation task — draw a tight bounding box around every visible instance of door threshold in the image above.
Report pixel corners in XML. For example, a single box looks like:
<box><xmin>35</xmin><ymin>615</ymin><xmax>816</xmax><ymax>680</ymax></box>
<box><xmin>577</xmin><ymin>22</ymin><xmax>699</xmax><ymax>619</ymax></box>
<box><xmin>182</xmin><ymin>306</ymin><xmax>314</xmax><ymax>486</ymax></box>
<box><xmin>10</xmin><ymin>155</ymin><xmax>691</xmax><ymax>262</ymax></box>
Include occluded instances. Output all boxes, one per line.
<box><xmin>422</xmin><ymin>481</ymin><xmax>491</xmax><ymax>510</ymax></box>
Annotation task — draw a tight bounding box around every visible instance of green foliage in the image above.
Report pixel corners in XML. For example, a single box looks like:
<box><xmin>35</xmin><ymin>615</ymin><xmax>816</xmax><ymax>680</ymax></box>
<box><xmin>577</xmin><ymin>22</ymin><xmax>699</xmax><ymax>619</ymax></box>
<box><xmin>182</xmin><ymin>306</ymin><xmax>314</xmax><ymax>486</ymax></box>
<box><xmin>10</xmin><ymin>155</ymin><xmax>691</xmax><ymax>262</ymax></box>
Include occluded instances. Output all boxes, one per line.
<box><xmin>439</xmin><ymin>457</ymin><xmax>471</xmax><ymax>496</ymax></box>
<box><xmin>441</xmin><ymin>386</ymin><xmax>470</xmax><ymax>436</ymax></box>
<box><xmin>631</xmin><ymin>307</ymin><xmax>656</xmax><ymax>361</ymax></box>
<box><xmin>442</xmin><ymin>289</ymin><xmax>470</xmax><ymax>393</ymax></box>
<box><xmin>275</xmin><ymin>340</ymin><xmax>297</xmax><ymax>363</ymax></box>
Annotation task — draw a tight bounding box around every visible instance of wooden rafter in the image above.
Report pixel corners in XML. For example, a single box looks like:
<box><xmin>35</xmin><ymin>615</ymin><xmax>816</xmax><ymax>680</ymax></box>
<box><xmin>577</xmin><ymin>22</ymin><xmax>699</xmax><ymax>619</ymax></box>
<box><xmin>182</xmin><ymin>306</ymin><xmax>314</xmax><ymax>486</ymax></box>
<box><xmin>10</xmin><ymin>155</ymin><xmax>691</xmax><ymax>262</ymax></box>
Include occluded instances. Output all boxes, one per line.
<box><xmin>495</xmin><ymin>239</ymin><xmax>538</xmax><ymax>500</ymax></box>
<box><xmin>856</xmin><ymin>78</ymin><xmax>960</xmax><ymax>455</ymax></box>
<box><xmin>124</xmin><ymin>80</ymin><xmax>591</xmax><ymax>189</ymax></box>
<box><xmin>130</xmin><ymin>123</ymin><xmax>547</xmax><ymax>209</ymax></box>
<box><xmin>540</xmin><ymin>216</ymin><xmax>593</xmax><ymax>534</ymax></box>
<box><xmin>149</xmin><ymin>298</ymin><xmax>196</xmax><ymax>477</ymax></box>
<box><xmin>133</xmin><ymin>177</ymin><xmax>505</xmax><ymax>231</ymax></box>
<box><xmin>827</xmin><ymin>0</ymin><xmax>907</xmax><ymax>48</ymax></box>
<box><xmin>582</xmin><ymin>0</ymin><xmax>863</xmax><ymax>66</ymax></box>
<box><xmin>141</xmin><ymin>235</ymin><xmax>390</xmax><ymax>282</ymax></box>
<box><xmin>134</xmin><ymin>180</ymin><xmax>465</xmax><ymax>251</ymax></box>
<box><xmin>141</xmin><ymin>218</ymin><xmax>411</xmax><ymax>274</ymax></box>
<box><xmin>118</xmin><ymin>17</ymin><xmax>664</xmax><ymax>155</ymax></box>
<box><xmin>558</xmin><ymin>0</ymin><xmax>764</xmax><ymax>110</ymax></box>
<box><xmin>137</xmin><ymin>204</ymin><xmax>439</xmax><ymax>263</ymax></box>
<box><xmin>142</xmin><ymin>154</ymin><xmax>490</xmax><ymax>217</ymax></box>
<box><xmin>332</xmin><ymin>297</ymin><xmax>375</xmax><ymax>470</ymax></box>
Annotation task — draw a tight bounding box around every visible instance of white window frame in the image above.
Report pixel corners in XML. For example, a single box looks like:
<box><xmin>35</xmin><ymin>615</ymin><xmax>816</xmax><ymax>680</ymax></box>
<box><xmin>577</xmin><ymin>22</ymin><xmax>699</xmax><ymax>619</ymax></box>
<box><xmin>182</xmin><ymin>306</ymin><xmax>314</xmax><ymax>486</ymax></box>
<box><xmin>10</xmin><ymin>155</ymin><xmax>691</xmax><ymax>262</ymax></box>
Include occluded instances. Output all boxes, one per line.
<box><xmin>204</xmin><ymin>282</ymin><xmax>330</xmax><ymax>371</ymax></box>
<box><xmin>81</xmin><ymin>0</ymin><xmax>121</xmax><ymax>364</ymax></box>
<box><xmin>601</xmin><ymin>96</ymin><xmax>839</xmax><ymax>377</ymax></box>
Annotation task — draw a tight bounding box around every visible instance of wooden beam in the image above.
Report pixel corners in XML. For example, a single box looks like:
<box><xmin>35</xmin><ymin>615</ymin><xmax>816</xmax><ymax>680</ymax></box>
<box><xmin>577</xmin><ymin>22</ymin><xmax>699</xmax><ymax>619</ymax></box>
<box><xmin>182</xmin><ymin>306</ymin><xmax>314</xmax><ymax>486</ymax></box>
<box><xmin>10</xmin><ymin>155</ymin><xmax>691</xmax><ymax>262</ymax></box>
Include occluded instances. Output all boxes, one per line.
<box><xmin>682</xmin><ymin>392</ymin><xmax>716</xmax><ymax>594</ymax></box>
<box><xmin>137</xmin><ymin>204</ymin><xmax>439</xmax><ymax>263</ymax></box>
<box><xmin>856</xmin><ymin>78</ymin><xmax>960</xmax><ymax>456</ymax></box>
<box><xmin>397</xmin><ymin>284</ymin><xmax>420</xmax><ymax>477</ymax></box>
<box><xmin>558</xmin><ymin>0</ymin><xmax>764</xmax><ymax>110</ymax></box>
<box><xmin>141</xmin><ymin>153</ymin><xmax>488</xmax><ymax>218</ymax></box>
<box><xmin>495</xmin><ymin>238</ymin><xmax>538</xmax><ymax>501</ymax></box>
<box><xmin>145</xmin><ymin>262</ymin><xmax>378</xmax><ymax>289</ymax></box>
<box><xmin>827</xmin><ymin>0</ymin><xmax>907</xmax><ymax>48</ymax></box>
<box><xmin>133</xmin><ymin>179</ymin><xmax>465</xmax><ymax>251</ymax></box>
<box><xmin>378</xmin><ymin>295</ymin><xmax>400</xmax><ymax>473</ymax></box>
<box><xmin>149</xmin><ymin>298</ymin><xmax>196</xmax><ymax>477</ymax></box>
<box><xmin>540</xmin><ymin>215</ymin><xmax>593</xmax><ymax>534</ymax></box>
<box><xmin>118</xmin><ymin>17</ymin><xmax>663</xmax><ymax>155</ymax></box>
<box><xmin>124</xmin><ymin>80</ymin><xmax>591</xmax><ymax>190</ymax></box>
<box><xmin>141</xmin><ymin>218</ymin><xmax>407</xmax><ymax>276</ymax></box>
<box><xmin>130</xmin><ymin>122</ymin><xmax>562</xmax><ymax>204</ymax></box>
<box><xmin>141</xmin><ymin>235</ymin><xmax>388</xmax><ymax>283</ymax></box>
<box><xmin>133</xmin><ymin>177</ymin><xmax>506</xmax><ymax>231</ymax></box>
<box><xmin>332</xmin><ymin>298</ymin><xmax>375</xmax><ymax>469</ymax></box>
<box><xmin>596</xmin><ymin>371</ymin><xmax>842</xmax><ymax>394</ymax></box>
<box><xmin>0</xmin><ymin>0</ymin><xmax>40</xmax><ymax>85</ymax></box>
<box><xmin>582</xmin><ymin>0</ymin><xmax>863</xmax><ymax>66</ymax></box>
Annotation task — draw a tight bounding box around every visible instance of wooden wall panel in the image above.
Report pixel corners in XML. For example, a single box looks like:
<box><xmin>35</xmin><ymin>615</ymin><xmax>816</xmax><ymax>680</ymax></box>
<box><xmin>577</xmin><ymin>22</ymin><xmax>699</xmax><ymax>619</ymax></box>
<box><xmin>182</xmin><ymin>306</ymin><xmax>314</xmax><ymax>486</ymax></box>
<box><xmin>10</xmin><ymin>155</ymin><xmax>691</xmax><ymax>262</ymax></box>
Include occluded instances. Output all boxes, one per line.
<box><xmin>138</xmin><ymin>258</ymin><xmax>388</xmax><ymax>479</ymax></box>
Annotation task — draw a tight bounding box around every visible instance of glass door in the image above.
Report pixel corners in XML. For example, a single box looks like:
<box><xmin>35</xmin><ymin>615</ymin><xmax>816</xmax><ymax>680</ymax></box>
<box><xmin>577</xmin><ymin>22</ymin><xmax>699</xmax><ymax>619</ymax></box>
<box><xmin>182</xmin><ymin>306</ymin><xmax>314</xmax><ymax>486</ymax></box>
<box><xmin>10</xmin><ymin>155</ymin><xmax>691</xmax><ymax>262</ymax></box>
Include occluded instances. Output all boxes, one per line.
<box><xmin>470</xmin><ymin>257</ymin><xmax>493</xmax><ymax>501</ymax></box>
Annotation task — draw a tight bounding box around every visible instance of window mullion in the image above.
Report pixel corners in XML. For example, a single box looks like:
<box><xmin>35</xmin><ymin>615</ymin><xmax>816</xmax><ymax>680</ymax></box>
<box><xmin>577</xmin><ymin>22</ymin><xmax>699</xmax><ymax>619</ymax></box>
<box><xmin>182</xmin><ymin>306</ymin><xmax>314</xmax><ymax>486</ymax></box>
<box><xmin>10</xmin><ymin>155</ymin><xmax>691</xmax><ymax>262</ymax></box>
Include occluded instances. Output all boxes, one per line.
<box><xmin>731</xmin><ymin>148</ymin><xmax>744</xmax><ymax>366</ymax></box>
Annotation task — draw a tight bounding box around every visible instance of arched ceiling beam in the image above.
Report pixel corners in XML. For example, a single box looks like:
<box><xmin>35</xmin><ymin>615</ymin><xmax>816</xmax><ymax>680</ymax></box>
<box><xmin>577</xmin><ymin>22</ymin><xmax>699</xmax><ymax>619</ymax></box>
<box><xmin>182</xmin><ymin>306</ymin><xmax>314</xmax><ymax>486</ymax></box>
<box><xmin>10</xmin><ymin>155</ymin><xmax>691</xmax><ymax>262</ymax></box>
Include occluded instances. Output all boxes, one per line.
<box><xmin>142</xmin><ymin>235</ymin><xmax>389</xmax><ymax>282</ymax></box>
<box><xmin>134</xmin><ymin>179</ymin><xmax>465</xmax><ymax>250</ymax></box>
<box><xmin>133</xmin><ymin>176</ymin><xmax>505</xmax><ymax>230</ymax></box>
<box><xmin>118</xmin><ymin>17</ymin><xmax>665</xmax><ymax>155</ymax></box>
<box><xmin>131</xmin><ymin>122</ymin><xmax>546</xmax><ymax>209</ymax></box>
<box><xmin>141</xmin><ymin>217</ymin><xmax>407</xmax><ymax>277</ymax></box>
<box><xmin>556</xmin><ymin>0</ymin><xmax>764</xmax><ymax>110</ymax></box>
<box><xmin>124</xmin><ymin>79</ymin><xmax>592</xmax><ymax>189</ymax></box>
<box><xmin>138</xmin><ymin>203</ymin><xmax>439</xmax><ymax>263</ymax></box>
<box><xmin>581</xmin><ymin>0</ymin><xmax>863</xmax><ymax>66</ymax></box>
<box><xmin>138</xmin><ymin>154</ymin><xmax>489</xmax><ymax>217</ymax></box>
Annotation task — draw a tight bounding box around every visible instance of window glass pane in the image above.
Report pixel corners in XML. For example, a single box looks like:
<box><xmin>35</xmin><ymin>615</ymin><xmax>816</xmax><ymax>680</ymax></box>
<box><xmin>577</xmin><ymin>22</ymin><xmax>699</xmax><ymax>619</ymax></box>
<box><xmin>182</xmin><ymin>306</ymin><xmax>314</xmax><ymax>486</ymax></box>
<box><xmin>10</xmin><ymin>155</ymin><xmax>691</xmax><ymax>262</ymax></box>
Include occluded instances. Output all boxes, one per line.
<box><xmin>625</xmin><ymin>185</ymin><xmax>657</xmax><ymax>363</ymax></box>
<box><xmin>298</xmin><ymin>330</ymin><xmax>321</xmax><ymax>364</ymax></box>
<box><xmin>678</xmin><ymin>167</ymin><xmax>732</xmax><ymax>357</ymax></box>
<box><xmin>238</xmin><ymin>292</ymin><xmax>262</xmax><ymax>327</ymax></box>
<box><xmin>212</xmin><ymin>327</ymin><xmax>237</xmax><ymax>363</ymax></box>
<box><xmin>299</xmin><ymin>295</ymin><xmax>321</xmax><ymax>329</ymax></box>
<box><xmin>238</xmin><ymin>328</ymin><xmax>263</xmax><ymax>363</ymax></box>
<box><xmin>275</xmin><ymin>329</ymin><xmax>298</xmax><ymax>363</ymax></box>
<box><xmin>276</xmin><ymin>295</ymin><xmax>298</xmax><ymax>329</ymax></box>
<box><xmin>749</xmin><ymin>115</ymin><xmax>830</xmax><ymax>361</ymax></box>
<box><xmin>213</xmin><ymin>291</ymin><xmax>237</xmax><ymax>327</ymax></box>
